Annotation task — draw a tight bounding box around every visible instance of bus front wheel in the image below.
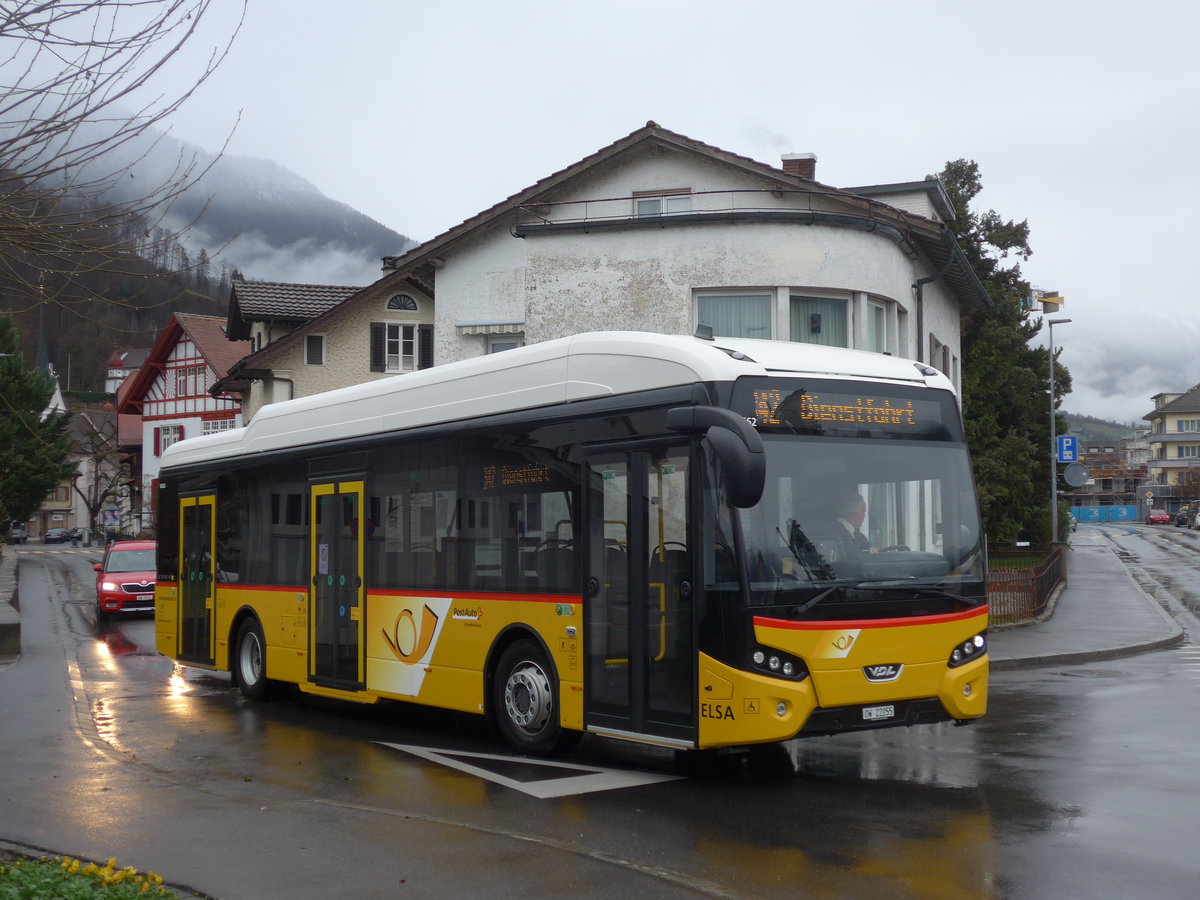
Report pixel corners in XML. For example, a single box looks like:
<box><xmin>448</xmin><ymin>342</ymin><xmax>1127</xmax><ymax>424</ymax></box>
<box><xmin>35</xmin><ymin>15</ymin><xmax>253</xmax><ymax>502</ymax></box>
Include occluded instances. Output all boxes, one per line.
<box><xmin>234</xmin><ymin>618</ymin><xmax>269</xmax><ymax>701</ymax></box>
<box><xmin>493</xmin><ymin>639</ymin><xmax>568</xmax><ymax>755</ymax></box>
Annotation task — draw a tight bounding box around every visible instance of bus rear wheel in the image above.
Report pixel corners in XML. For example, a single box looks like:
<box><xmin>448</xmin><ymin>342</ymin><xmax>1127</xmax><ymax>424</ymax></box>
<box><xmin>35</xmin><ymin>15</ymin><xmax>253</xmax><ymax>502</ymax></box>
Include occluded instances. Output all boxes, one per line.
<box><xmin>234</xmin><ymin>618</ymin><xmax>270</xmax><ymax>701</ymax></box>
<box><xmin>493</xmin><ymin>639</ymin><xmax>570</xmax><ymax>755</ymax></box>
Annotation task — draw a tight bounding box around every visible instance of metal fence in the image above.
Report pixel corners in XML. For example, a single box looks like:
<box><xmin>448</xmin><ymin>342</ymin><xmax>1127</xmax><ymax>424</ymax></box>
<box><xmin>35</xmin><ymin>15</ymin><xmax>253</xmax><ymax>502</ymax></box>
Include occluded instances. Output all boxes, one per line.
<box><xmin>987</xmin><ymin>544</ymin><xmax>1066</xmax><ymax>625</ymax></box>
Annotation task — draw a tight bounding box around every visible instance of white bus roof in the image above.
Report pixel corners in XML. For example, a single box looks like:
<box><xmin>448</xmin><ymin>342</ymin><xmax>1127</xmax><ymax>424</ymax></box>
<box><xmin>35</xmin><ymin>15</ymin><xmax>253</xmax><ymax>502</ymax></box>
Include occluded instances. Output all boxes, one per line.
<box><xmin>160</xmin><ymin>331</ymin><xmax>954</xmax><ymax>469</ymax></box>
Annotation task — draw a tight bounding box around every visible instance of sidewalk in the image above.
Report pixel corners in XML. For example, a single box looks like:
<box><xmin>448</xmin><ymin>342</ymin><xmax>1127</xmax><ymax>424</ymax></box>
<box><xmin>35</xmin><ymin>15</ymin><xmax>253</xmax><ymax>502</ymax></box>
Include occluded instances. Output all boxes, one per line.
<box><xmin>987</xmin><ymin>534</ymin><xmax>1186</xmax><ymax>670</ymax></box>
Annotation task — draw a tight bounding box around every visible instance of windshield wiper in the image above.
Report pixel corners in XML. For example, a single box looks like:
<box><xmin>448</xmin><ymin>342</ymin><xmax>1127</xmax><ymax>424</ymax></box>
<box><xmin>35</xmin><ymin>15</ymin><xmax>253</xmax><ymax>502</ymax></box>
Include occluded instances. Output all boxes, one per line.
<box><xmin>845</xmin><ymin>582</ymin><xmax>983</xmax><ymax>609</ymax></box>
<box><xmin>788</xmin><ymin>576</ymin><xmax>918</xmax><ymax>615</ymax></box>
<box><xmin>777</xmin><ymin>520</ymin><xmax>838</xmax><ymax>582</ymax></box>
<box><xmin>909</xmin><ymin>586</ymin><xmax>983</xmax><ymax>608</ymax></box>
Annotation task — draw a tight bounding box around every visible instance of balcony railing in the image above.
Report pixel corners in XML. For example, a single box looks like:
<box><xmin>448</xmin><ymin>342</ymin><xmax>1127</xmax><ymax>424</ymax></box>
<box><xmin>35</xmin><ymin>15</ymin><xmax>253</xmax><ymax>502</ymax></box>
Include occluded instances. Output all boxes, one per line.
<box><xmin>1147</xmin><ymin>430</ymin><xmax>1200</xmax><ymax>443</ymax></box>
<box><xmin>513</xmin><ymin>188</ymin><xmax>906</xmax><ymax>235</ymax></box>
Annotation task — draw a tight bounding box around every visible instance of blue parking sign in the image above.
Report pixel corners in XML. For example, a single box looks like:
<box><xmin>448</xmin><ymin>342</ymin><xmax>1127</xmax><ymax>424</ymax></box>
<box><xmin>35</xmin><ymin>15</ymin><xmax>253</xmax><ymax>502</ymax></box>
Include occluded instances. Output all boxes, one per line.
<box><xmin>1056</xmin><ymin>436</ymin><xmax>1078</xmax><ymax>463</ymax></box>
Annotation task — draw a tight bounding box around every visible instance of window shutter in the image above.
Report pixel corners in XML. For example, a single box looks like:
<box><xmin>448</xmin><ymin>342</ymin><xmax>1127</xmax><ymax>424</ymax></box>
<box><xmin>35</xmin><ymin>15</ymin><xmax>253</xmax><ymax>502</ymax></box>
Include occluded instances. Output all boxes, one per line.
<box><xmin>153</xmin><ymin>427</ymin><xmax>161</xmax><ymax>456</ymax></box>
<box><xmin>178</xmin><ymin>425</ymin><xmax>184</xmax><ymax>440</ymax></box>
<box><xmin>306</xmin><ymin>334</ymin><xmax>323</xmax><ymax>365</ymax></box>
<box><xmin>418</xmin><ymin>324</ymin><xmax>433</xmax><ymax>370</ymax></box>
<box><xmin>370</xmin><ymin>323</ymin><xmax>385</xmax><ymax>372</ymax></box>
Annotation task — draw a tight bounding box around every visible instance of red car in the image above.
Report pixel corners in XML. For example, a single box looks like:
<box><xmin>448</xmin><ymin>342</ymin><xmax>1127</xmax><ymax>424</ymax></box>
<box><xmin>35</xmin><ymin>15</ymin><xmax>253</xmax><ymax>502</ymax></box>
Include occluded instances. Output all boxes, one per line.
<box><xmin>94</xmin><ymin>540</ymin><xmax>157</xmax><ymax>620</ymax></box>
<box><xmin>1145</xmin><ymin>510</ymin><xmax>1171</xmax><ymax>525</ymax></box>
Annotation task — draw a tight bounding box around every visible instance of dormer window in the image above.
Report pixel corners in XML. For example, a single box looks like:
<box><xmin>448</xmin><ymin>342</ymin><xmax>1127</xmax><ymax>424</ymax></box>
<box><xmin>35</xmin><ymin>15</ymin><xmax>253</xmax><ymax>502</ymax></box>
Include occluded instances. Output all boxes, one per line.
<box><xmin>387</xmin><ymin>294</ymin><xmax>418</xmax><ymax>311</ymax></box>
<box><xmin>634</xmin><ymin>190</ymin><xmax>691</xmax><ymax>217</ymax></box>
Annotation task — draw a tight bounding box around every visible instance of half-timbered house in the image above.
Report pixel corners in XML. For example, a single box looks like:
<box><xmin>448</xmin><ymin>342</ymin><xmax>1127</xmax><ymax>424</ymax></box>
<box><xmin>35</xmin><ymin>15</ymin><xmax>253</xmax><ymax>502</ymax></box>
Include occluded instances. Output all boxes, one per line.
<box><xmin>117</xmin><ymin>313</ymin><xmax>251</xmax><ymax>524</ymax></box>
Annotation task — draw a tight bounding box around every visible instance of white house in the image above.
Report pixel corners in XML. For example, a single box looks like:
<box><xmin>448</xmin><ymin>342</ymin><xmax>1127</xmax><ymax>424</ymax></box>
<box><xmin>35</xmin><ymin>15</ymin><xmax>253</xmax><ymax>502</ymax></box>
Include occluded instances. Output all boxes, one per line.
<box><xmin>220</xmin><ymin>123</ymin><xmax>989</xmax><ymax>420</ymax></box>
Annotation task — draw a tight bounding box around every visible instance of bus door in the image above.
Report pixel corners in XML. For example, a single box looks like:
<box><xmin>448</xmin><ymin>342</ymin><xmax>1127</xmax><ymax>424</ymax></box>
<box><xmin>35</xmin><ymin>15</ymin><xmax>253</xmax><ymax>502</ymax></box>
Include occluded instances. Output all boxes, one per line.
<box><xmin>178</xmin><ymin>495</ymin><xmax>216</xmax><ymax>665</ymax></box>
<box><xmin>309</xmin><ymin>480</ymin><xmax>365</xmax><ymax>688</ymax></box>
<box><xmin>584</xmin><ymin>444</ymin><xmax>695</xmax><ymax>745</ymax></box>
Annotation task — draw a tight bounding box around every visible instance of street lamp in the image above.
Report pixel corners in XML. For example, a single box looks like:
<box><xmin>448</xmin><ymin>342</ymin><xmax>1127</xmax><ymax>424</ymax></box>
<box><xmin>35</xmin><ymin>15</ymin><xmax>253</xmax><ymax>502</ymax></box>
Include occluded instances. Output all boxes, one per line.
<box><xmin>1048</xmin><ymin>317</ymin><xmax>1072</xmax><ymax>543</ymax></box>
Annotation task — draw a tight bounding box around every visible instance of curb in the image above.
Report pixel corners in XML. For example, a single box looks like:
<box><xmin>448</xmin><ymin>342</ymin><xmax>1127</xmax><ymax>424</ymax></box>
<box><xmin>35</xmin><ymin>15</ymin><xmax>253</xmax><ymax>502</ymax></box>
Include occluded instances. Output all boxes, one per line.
<box><xmin>0</xmin><ymin>548</ymin><xmax>18</xmax><ymax>661</ymax></box>
<box><xmin>990</xmin><ymin>542</ymin><xmax>1186</xmax><ymax>671</ymax></box>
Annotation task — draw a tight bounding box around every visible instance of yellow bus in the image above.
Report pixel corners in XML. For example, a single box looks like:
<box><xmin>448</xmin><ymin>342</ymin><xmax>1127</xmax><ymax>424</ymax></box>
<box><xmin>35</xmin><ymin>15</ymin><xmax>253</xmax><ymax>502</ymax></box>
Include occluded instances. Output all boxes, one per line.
<box><xmin>155</xmin><ymin>332</ymin><xmax>987</xmax><ymax>754</ymax></box>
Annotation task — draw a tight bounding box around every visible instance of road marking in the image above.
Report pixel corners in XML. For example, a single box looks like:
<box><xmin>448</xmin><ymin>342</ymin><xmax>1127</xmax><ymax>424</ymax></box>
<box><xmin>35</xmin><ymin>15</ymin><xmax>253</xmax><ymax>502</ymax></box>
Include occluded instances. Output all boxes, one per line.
<box><xmin>376</xmin><ymin>742</ymin><xmax>683</xmax><ymax>798</ymax></box>
<box><xmin>12</xmin><ymin>548</ymin><xmax>97</xmax><ymax>555</ymax></box>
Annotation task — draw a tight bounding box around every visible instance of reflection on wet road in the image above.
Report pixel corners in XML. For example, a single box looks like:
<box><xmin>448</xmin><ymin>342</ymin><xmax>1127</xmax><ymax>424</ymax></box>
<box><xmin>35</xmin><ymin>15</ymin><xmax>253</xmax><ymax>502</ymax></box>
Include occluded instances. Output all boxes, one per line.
<box><xmin>10</xmin><ymin>535</ymin><xmax>1200</xmax><ymax>899</ymax></box>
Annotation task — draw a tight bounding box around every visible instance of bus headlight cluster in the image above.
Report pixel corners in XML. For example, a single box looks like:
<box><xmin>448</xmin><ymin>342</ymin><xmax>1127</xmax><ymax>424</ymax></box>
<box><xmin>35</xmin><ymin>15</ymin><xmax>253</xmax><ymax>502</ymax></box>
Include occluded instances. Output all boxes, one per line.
<box><xmin>948</xmin><ymin>632</ymin><xmax>987</xmax><ymax>668</ymax></box>
<box><xmin>750</xmin><ymin>647</ymin><xmax>809</xmax><ymax>681</ymax></box>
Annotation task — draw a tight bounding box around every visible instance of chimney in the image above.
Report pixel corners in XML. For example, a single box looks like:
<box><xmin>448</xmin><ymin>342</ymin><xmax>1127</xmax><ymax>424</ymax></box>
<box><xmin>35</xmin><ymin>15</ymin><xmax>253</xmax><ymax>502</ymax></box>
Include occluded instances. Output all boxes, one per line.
<box><xmin>782</xmin><ymin>153</ymin><xmax>817</xmax><ymax>180</ymax></box>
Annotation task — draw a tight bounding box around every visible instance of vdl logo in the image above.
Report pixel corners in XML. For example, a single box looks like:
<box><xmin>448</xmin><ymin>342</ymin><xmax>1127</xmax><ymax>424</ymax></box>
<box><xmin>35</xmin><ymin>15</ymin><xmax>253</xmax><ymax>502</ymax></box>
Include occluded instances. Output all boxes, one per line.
<box><xmin>862</xmin><ymin>664</ymin><xmax>903</xmax><ymax>683</ymax></box>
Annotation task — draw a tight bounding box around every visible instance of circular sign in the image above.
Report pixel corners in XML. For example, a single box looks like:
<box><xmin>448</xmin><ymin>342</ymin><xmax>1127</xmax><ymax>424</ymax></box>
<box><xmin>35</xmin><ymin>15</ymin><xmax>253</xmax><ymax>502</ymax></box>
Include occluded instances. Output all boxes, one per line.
<box><xmin>1062</xmin><ymin>462</ymin><xmax>1088</xmax><ymax>488</ymax></box>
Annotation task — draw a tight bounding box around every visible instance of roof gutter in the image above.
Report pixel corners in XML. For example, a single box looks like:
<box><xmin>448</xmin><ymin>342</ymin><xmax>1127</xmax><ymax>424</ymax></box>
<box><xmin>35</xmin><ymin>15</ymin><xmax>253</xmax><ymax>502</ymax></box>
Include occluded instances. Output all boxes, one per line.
<box><xmin>912</xmin><ymin>227</ymin><xmax>982</xmax><ymax>363</ymax></box>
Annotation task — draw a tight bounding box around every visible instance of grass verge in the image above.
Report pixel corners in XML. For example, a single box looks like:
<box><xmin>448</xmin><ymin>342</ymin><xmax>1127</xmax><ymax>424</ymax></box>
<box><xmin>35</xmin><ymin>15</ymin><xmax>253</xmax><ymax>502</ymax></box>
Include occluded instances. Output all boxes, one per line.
<box><xmin>0</xmin><ymin>853</ymin><xmax>181</xmax><ymax>898</ymax></box>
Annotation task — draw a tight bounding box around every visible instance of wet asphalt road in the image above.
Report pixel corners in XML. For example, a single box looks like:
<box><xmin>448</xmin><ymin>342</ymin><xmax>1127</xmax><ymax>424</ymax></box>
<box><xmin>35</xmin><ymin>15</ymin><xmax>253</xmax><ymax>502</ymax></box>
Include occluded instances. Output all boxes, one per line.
<box><xmin>1</xmin><ymin>530</ymin><xmax>1198</xmax><ymax>900</ymax></box>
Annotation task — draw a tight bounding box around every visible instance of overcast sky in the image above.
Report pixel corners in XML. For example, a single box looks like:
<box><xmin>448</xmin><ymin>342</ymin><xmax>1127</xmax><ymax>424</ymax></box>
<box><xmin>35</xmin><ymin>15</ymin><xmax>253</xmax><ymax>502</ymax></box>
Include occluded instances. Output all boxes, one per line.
<box><xmin>158</xmin><ymin>0</ymin><xmax>1200</xmax><ymax>426</ymax></box>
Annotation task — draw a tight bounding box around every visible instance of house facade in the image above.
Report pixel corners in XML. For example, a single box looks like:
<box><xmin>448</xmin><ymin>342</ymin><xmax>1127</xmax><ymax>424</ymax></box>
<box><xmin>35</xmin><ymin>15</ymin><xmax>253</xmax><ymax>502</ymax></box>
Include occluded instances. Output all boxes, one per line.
<box><xmin>1145</xmin><ymin>385</ymin><xmax>1200</xmax><ymax>489</ymax></box>
<box><xmin>117</xmin><ymin>314</ymin><xmax>251</xmax><ymax>521</ymax></box>
<box><xmin>216</xmin><ymin>278</ymin><xmax>434</xmax><ymax>421</ymax></box>
<box><xmin>221</xmin><ymin>124</ymin><xmax>989</xmax><ymax>421</ymax></box>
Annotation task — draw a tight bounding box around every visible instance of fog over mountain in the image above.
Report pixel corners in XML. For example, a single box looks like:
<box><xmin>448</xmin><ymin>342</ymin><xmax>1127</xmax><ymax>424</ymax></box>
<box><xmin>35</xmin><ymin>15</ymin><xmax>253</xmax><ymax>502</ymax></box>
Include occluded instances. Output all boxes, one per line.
<box><xmin>104</xmin><ymin>128</ymin><xmax>415</xmax><ymax>285</ymax></box>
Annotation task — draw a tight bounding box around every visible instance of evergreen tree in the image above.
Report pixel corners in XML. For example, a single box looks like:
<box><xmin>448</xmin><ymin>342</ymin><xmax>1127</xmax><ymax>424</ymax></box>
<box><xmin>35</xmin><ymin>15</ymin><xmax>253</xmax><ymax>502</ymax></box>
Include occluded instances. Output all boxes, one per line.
<box><xmin>196</xmin><ymin>248</ymin><xmax>212</xmax><ymax>294</ymax></box>
<box><xmin>938</xmin><ymin>160</ymin><xmax>1072</xmax><ymax>542</ymax></box>
<box><xmin>0</xmin><ymin>315</ymin><xmax>75</xmax><ymax>524</ymax></box>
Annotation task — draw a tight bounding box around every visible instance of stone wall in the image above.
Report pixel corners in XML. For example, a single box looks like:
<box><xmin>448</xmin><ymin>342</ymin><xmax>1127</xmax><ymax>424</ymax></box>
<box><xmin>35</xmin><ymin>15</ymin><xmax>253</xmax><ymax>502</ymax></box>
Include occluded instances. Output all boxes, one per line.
<box><xmin>0</xmin><ymin>547</ymin><xmax>18</xmax><ymax>657</ymax></box>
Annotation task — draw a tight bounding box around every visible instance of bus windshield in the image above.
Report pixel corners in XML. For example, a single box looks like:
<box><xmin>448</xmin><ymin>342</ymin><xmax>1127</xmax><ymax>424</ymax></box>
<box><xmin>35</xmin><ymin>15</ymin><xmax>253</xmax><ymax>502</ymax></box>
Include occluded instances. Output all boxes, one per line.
<box><xmin>729</xmin><ymin>433</ymin><xmax>984</xmax><ymax>611</ymax></box>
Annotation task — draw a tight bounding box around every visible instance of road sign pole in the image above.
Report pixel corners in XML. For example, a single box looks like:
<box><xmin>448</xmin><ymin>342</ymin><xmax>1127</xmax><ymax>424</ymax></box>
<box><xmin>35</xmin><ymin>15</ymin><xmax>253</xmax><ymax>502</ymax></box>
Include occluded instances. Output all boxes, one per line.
<box><xmin>1048</xmin><ymin>318</ymin><xmax>1071</xmax><ymax>544</ymax></box>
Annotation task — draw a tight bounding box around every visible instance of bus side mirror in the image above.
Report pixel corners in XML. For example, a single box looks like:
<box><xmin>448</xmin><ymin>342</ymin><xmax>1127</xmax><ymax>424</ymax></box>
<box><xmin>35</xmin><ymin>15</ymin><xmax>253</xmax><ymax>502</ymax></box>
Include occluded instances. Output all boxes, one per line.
<box><xmin>667</xmin><ymin>406</ymin><xmax>765</xmax><ymax>509</ymax></box>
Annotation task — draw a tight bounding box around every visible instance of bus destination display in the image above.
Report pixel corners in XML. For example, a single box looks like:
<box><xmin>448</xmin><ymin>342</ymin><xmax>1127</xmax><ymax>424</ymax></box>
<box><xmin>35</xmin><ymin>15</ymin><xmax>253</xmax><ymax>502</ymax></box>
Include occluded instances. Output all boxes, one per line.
<box><xmin>751</xmin><ymin>389</ymin><xmax>917</xmax><ymax>428</ymax></box>
<box><xmin>734</xmin><ymin>378</ymin><xmax>956</xmax><ymax>440</ymax></box>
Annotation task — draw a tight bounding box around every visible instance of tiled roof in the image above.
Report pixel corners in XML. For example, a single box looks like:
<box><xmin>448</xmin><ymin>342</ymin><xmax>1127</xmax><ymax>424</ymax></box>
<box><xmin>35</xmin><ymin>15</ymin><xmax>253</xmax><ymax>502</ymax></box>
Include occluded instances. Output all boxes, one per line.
<box><xmin>1147</xmin><ymin>383</ymin><xmax>1200</xmax><ymax>418</ymax></box>
<box><xmin>176</xmin><ymin>314</ymin><xmax>252</xmax><ymax>380</ymax></box>
<box><xmin>232</xmin><ymin>281</ymin><xmax>363</xmax><ymax>319</ymax></box>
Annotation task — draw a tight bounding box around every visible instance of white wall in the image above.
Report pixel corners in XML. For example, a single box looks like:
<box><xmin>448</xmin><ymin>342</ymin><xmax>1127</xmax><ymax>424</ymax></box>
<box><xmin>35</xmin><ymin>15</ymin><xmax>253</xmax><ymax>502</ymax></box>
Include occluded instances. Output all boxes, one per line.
<box><xmin>431</xmin><ymin>147</ymin><xmax>962</xmax><ymax>372</ymax></box>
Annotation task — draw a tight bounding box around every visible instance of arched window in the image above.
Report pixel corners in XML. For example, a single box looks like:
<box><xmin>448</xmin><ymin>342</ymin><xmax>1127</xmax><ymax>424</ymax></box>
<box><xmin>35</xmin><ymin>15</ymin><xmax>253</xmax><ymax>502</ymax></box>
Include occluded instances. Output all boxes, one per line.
<box><xmin>387</xmin><ymin>294</ymin><xmax>418</xmax><ymax>311</ymax></box>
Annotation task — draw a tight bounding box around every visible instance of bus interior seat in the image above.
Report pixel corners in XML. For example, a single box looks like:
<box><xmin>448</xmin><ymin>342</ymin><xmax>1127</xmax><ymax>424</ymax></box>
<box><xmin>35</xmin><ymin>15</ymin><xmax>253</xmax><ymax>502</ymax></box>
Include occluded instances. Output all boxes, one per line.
<box><xmin>535</xmin><ymin>546</ymin><xmax>576</xmax><ymax>592</ymax></box>
<box><xmin>410</xmin><ymin>547</ymin><xmax>438</xmax><ymax>586</ymax></box>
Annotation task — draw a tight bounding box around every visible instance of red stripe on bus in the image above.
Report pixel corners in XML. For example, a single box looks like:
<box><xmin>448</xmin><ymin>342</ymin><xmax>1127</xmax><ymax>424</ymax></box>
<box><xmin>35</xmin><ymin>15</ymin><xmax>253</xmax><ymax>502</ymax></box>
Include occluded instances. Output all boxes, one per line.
<box><xmin>370</xmin><ymin>589</ymin><xmax>582</xmax><ymax>604</ymax></box>
<box><xmin>753</xmin><ymin>606</ymin><xmax>988</xmax><ymax>631</ymax></box>
<box><xmin>205</xmin><ymin>583</ymin><xmax>305</xmax><ymax>595</ymax></box>
<box><xmin>201</xmin><ymin>582</ymin><xmax>582</xmax><ymax>605</ymax></box>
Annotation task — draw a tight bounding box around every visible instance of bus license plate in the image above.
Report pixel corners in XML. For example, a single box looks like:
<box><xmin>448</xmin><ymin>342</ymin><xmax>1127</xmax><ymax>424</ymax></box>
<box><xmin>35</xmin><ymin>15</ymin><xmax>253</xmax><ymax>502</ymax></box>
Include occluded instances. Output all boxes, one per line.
<box><xmin>862</xmin><ymin>704</ymin><xmax>894</xmax><ymax>722</ymax></box>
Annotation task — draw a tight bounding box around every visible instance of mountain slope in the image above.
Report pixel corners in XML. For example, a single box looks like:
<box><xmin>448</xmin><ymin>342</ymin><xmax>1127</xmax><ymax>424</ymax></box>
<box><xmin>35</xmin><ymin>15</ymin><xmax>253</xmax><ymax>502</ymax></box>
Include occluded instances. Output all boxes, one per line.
<box><xmin>107</xmin><ymin>129</ymin><xmax>416</xmax><ymax>284</ymax></box>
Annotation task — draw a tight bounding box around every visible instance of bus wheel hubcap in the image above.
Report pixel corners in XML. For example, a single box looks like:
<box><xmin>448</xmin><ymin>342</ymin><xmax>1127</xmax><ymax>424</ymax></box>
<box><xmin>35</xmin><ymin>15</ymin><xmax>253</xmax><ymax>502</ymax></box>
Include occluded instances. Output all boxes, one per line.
<box><xmin>504</xmin><ymin>661</ymin><xmax>551</xmax><ymax>734</ymax></box>
<box><xmin>242</xmin><ymin>635</ymin><xmax>261</xmax><ymax>682</ymax></box>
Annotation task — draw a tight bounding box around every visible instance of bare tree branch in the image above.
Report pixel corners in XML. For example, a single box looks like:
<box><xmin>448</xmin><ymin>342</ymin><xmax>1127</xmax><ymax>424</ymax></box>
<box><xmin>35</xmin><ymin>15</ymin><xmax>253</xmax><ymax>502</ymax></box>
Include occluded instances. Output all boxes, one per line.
<box><xmin>0</xmin><ymin>0</ymin><xmax>245</xmax><ymax>310</ymax></box>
